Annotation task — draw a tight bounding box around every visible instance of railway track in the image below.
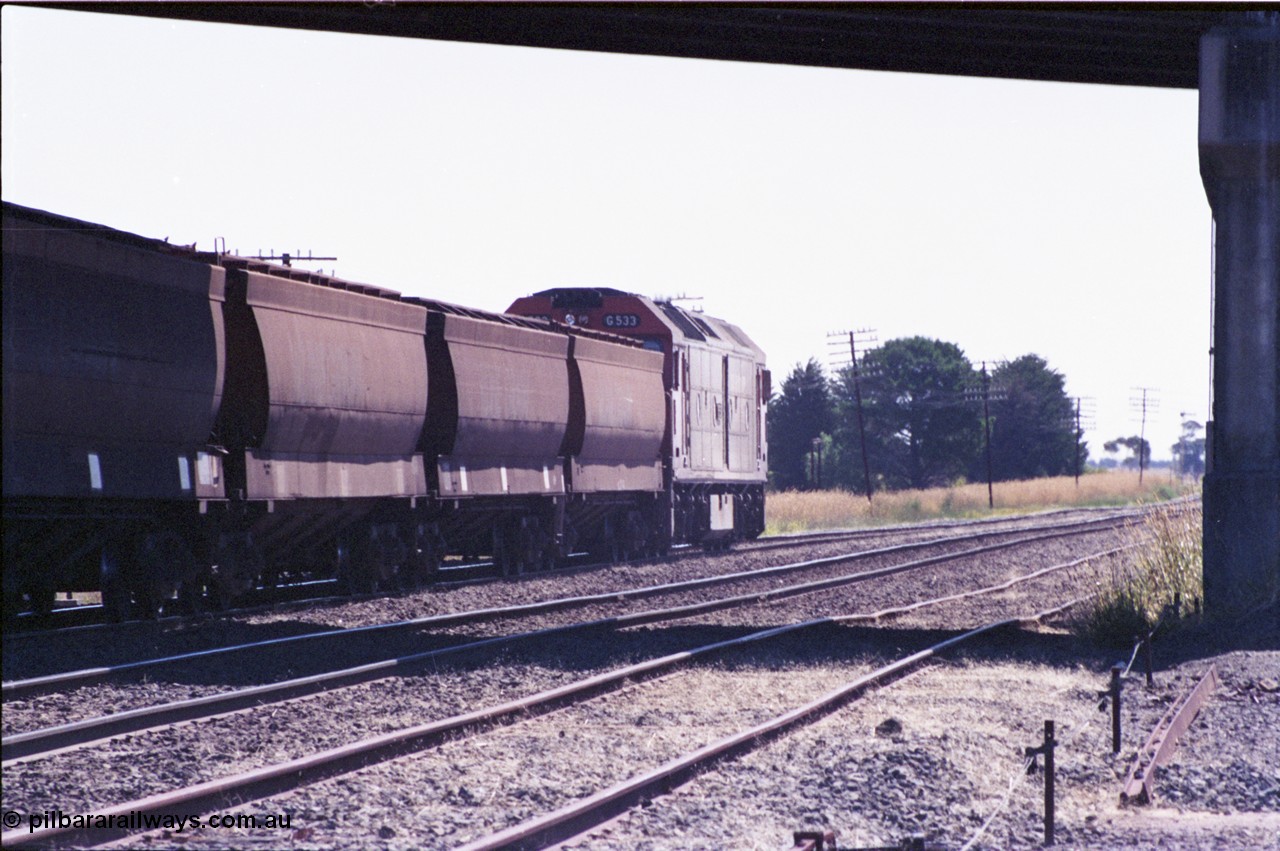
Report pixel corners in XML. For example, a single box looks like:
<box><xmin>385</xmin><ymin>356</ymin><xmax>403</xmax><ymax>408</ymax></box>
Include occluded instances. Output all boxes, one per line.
<box><xmin>2</xmin><ymin>531</ymin><xmax>1114</xmax><ymax>849</ymax></box>
<box><xmin>3</xmin><ymin>523</ymin><xmax>1127</xmax><ymax>762</ymax></box>
<box><xmin>3</xmin><ymin>511</ymin><xmax>1130</xmax><ymax>706</ymax></box>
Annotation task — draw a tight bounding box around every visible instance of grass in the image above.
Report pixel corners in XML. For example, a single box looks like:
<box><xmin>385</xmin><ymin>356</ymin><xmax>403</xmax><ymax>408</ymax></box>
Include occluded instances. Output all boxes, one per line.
<box><xmin>764</xmin><ymin>469</ymin><xmax>1196</xmax><ymax>534</ymax></box>
<box><xmin>1076</xmin><ymin>499</ymin><xmax>1203</xmax><ymax>647</ymax></box>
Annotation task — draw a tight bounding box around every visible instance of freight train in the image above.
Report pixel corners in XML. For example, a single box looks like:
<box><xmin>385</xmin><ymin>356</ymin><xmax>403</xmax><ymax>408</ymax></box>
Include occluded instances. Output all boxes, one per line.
<box><xmin>2</xmin><ymin>202</ymin><xmax>769</xmax><ymax>619</ymax></box>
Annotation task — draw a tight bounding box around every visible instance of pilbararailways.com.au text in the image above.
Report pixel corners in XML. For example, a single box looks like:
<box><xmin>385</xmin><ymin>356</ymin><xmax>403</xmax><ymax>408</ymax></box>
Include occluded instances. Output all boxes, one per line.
<box><xmin>7</xmin><ymin>809</ymin><xmax>293</xmax><ymax>834</ymax></box>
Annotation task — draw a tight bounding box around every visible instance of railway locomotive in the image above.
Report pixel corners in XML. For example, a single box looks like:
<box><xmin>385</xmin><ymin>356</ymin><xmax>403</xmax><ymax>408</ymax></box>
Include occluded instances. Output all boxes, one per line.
<box><xmin>2</xmin><ymin>202</ymin><xmax>769</xmax><ymax>618</ymax></box>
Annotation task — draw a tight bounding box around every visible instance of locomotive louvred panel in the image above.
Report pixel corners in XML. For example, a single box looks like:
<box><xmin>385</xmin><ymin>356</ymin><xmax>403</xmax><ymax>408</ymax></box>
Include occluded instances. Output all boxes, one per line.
<box><xmin>726</xmin><ymin>354</ymin><xmax>757</xmax><ymax>473</ymax></box>
<box><xmin>686</xmin><ymin>345</ymin><xmax>726</xmax><ymax>474</ymax></box>
<box><xmin>436</xmin><ymin>314</ymin><xmax>569</xmax><ymax>496</ymax></box>
<box><xmin>571</xmin><ymin>336</ymin><xmax>665</xmax><ymax>492</ymax></box>
<box><xmin>2</xmin><ymin>206</ymin><xmax>226</xmax><ymax>500</ymax></box>
<box><xmin>240</xmin><ymin>270</ymin><xmax>429</xmax><ymax>499</ymax></box>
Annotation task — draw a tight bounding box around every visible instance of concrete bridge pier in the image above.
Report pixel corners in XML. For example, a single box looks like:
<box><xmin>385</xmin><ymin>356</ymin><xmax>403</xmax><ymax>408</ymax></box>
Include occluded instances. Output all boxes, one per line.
<box><xmin>1198</xmin><ymin>13</ymin><xmax>1280</xmax><ymax>614</ymax></box>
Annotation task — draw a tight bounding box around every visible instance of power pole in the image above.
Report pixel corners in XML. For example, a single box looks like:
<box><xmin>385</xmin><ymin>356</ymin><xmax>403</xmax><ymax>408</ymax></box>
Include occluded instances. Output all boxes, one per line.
<box><xmin>1068</xmin><ymin>397</ymin><xmax>1095</xmax><ymax>488</ymax></box>
<box><xmin>828</xmin><ymin>329</ymin><xmax>877</xmax><ymax>503</ymax></box>
<box><xmin>964</xmin><ymin>361</ymin><xmax>1006</xmax><ymax>509</ymax></box>
<box><xmin>1130</xmin><ymin>388</ymin><xmax>1159</xmax><ymax>485</ymax></box>
<box><xmin>981</xmin><ymin>362</ymin><xmax>995</xmax><ymax>509</ymax></box>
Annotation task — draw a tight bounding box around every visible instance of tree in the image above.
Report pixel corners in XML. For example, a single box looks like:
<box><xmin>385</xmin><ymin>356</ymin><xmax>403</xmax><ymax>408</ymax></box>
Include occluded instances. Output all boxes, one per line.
<box><xmin>1104</xmin><ymin>435</ymin><xmax>1151</xmax><ymax>470</ymax></box>
<box><xmin>1171</xmin><ymin>419</ymin><xmax>1205</xmax><ymax>477</ymax></box>
<box><xmin>984</xmin><ymin>355</ymin><xmax>1084</xmax><ymax>481</ymax></box>
<box><xmin>850</xmin><ymin>337</ymin><xmax>982</xmax><ymax>490</ymax></box>
<box><xmin>766</xmin><ymin>359</ymin><xmax>833</xmax><ymax>490</ymax></box>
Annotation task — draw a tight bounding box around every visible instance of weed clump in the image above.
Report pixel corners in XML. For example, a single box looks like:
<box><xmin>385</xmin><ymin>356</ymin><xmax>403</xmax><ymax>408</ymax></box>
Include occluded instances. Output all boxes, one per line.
<box><xmin>1078</xmin><ymin>500</ymin><xmax>1203</xmax><ymax>648</ymax></box>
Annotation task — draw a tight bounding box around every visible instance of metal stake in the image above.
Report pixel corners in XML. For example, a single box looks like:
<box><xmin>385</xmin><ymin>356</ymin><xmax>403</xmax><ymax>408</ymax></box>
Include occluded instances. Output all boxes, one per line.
<box><xmin>1145</xmin><ymin>634</ymin><xmax>1155</xmax><ymax>687</ymax></box>
<box><xmin>1110</xmin><ymin>665</ymin><xmax>1123</xmax><ymax>753</ymax></box>
<box><xmin>1026</xmin><ymin>720</ymin><xmax>1057</xmax><ymax>845</ymax></box>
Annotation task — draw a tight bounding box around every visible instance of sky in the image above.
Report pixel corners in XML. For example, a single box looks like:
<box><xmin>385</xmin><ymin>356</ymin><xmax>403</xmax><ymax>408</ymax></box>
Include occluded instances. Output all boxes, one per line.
<box><xmin>2</xmin><ymin>7</ymin><xmax>1213</xmax><ymax>463</ymax></box>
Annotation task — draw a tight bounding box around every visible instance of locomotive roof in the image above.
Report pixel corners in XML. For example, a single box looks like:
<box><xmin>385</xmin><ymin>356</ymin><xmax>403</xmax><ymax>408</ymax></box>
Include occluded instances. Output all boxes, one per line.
<box><xmin>527</xmin><ymin>286</ymin><xmax>764</xmax><ymax>360</ymax></box>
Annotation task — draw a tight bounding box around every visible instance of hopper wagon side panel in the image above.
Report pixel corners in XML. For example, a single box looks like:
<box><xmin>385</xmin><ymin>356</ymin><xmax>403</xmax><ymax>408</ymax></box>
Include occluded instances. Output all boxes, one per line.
<box><xmin>571</xmin><ymin>336</ymin><xmax>665</xmax><ymax>493</ymax></box>
<box><xmin>225</xmin><ymin>267</ymin><xmax>429</xmax><ymax>501</ymax></box>
<box><xmin>429</xmin><ymin>313</ymin><xmax>570</xmax><ymax>498</ymax></box>
<box><xmin>2</xmin><ymin>204</ymin><xmax>226</xmax><ymax>503</ymax></box>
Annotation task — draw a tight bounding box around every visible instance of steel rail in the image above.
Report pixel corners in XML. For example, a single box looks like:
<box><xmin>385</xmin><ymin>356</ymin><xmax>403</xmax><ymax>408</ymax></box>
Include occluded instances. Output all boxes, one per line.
<box><xmin>3</xmin><ymin>513</ymin><xmax>1129</xmax><ymax>700</ymax></box>
<box><xmin>2</xmin><ymin>523</ymin><xmax>1125</xmax><ymax>763</ymax></box>
<box><xmin>457</xmin><ymin>599</ymin><xmax>1087</xmax><ymax>851</ymax></box>
<box><xmin>0</xmin><ymin>551</ymin><xmax>1110</xmax><ymax>850</ymax></box>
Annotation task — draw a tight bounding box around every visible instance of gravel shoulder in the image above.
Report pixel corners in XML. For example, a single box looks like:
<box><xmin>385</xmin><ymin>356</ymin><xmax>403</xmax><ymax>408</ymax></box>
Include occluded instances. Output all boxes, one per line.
<box><xmin>570</xmin><ymin>610</ymin><xmax>1280</xmax><ymax>851</ymax></box>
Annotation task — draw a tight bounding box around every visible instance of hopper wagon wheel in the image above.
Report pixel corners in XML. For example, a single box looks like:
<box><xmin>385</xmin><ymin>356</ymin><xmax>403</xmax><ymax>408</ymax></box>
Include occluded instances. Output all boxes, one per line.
<box><xmin>407</xmin><ymin>522</ymin><xmax>445</xmax><ymax>588</ymax></box>
<box><xmin>558</xmin><ymin>518</ymin><xmax>579</xmax><ymax>566</ymax></box>
<box><xmin>623</xmin><ymin>510</ymin><xmax>649</xmax><ymax>561</ymax></box>
<box><xmin>210</xmin><ymin>533</ymin><xmax>264</xmax><ymax>610</ymax></box>
<box><xmin>336</xmin><ymin>535</ymin><xmax>380</xmax><ymax>595</ymax></box>
<box><xmin>368</xmin><ymin>525</ymin><xmax>401</xmax><ymax>593</ymax></box>
<box><xmin>537</xmin><ymin>521</ymin><xmax>558</xmax><ymax>572</ymax></box>
<box><xmin>21</xmin><ymin>576</ymin><xmax>56</xmax><ymax>619</ymax></box>
<box><xmin>596</xmin><ymin>515</ymin><xmax>622</xmax><ymax>564</ymax></box>
<box><xmin>2</xmin><ymin>576</ymin><xmax>19</xmax><ymax>622</ymax></box>
<box><xmin>493</xmin><ymin>523</ymin><xmax>520</xmax><ymax>578</ymax></box>
<box><xmin>334</xmin><ymin>540</ymin><xmax>355</xmax><ymax>595</ymax></box>
<box><xmin>100</xmin><ymin>541</ymin><xmax>131</xmax><ymax>622</ymax></box>
<box><xmin>516</xmin><ymin>516</ymin><xmax>546</xmax><ymax>574</ymax></box>
<box><xmin>136</xmin><ymin>531</ymin><xmax>198</xmax><ymax>618</ymax></box>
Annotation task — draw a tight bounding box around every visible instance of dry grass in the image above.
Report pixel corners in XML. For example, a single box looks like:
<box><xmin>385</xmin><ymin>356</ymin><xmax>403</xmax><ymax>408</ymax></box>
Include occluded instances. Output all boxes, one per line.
<box><xmin>765</xmin><ymin>469</ymin><xmax>1195</xmax><ymax>534</ymax></box>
